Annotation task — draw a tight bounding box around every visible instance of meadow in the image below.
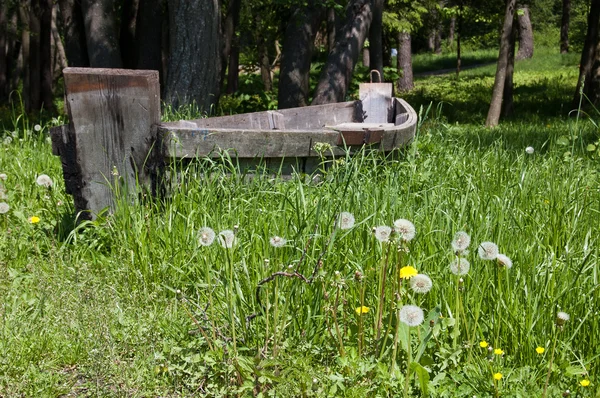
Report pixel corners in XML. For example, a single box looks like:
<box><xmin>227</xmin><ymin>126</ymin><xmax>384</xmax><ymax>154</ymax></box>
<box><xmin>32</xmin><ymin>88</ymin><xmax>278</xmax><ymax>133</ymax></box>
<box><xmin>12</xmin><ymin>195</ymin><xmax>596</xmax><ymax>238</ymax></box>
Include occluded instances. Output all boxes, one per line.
<box><xmin>1</xmin><ymin>46</ymin><xmax>599</xmax><ymax>397</ymax></box>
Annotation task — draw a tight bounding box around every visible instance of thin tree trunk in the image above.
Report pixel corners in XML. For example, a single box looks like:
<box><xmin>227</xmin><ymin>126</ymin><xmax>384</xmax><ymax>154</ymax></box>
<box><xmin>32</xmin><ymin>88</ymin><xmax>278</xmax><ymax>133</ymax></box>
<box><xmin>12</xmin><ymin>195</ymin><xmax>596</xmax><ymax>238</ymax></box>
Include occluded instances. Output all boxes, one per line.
<box><xmin>258</xmin><ymin>37</ymin><xmax>272</xmax><ymax>92</ymax></box>
<box><xmin>573</xmin><ymin>0</ymin><xmax>600</xmax><ymax>108</ymax></box>
<box><xmin>136</xmin><ymin>0</ymin><xmax>164</xmax><ymax>81</ymax></box>
<box><xmin>120</xmin><ymin>0</ymin><xmax>139</xmax><ymax>68</ymax></box>
<box><xmin>312</xmin><ymin>0</ymin><xmax>373</xmax><ymax>105</ymax></box>
<box><xmin>40</xmin><ymin>0</ymin><xmax>54</xmax><ymax>112</ymax></box>
<box><xmin>561</xmin><ymin>0</ymin><xmax>570</xmax><ymax>53</ymax></box>
<box><xmin>227</xmin><ymin>38</ymin><xmax>239</xmax><ymax>94</ymax></box>
<box><xmin>502</xmin><ymin>24</ymin><xmax>517</xmax><ymax>117</ymax></box>
<box><xmin>57</xmin><ymin>0</ymin><xmax>89</xmax><ymax>67</ymax></box>
<box><xmin>165</xmin><ymin>0</ymin><xmax>220</xmax><ymax>111</ymax></box>
<box><xmin>18</xmin><ymin>3</ymin><xmax>31</xmax><ymax>111</ymax></box>
<box><xmin>456</xmin><ymin>4</ymin><xmax>462</xmax><ymax>78</ymax></box>
<box><xmin>278</xmin><ymin>2</ymin><xmax>324</xmax><ymax>108</ymax></box>
<box><xmin>8</xmin><ymin>13</ymin><xmax>21</xmax><ymax>95</ymax></box>
<box><xmin>52</xmin><ymin>6</ymin><xmax>68</xmax><ymax>79</ymax></box>
<box><xmin>516</xmin><ymin>5</ymin><xmax>534</xmax><ymax>60</ymax></box>
<box><xmin>0</xmin><ymin>2</ymin><xmax>7</xmax><ymax>102</ymax></box>
<box><xmin>220</xmin><ymin>0</ymin><xmax>241</xmax><ymax>91</ymax></box>
<box><xmin>485</xmin><ymin>0</ymin><xmax>517</xmax><ymax>128</ymax></box>
<box><xmin>327</xmin><ymin>7</ymin><xmax>337</xmax><ymax>53</ymax></box>
<box><xmin>82</xmin><ymin>0</ymin><xmax>122</xmax><ymax>67</ymax></box>
<box><xmin>448</xmin><ymin>16</ymin><xmax>455</xmax><ymax>48</ymax></box>
<box><xmin>589</xmin><ymin>39</ymin><xmax>600</xmax><ymax>105</ymax></box>
<box><xmin>29</xmin><ymin>0</ymin><xmax>42</xmax><ymax>112</ymax></box>
<box><xmin>397</xmin><ymin>31</ymin><xmax>413</xmax><ymax>92</ymax></box>
<box><xmin>369</xmin><ymin>0</ymin><xmax>383</xmax><ymax>78</ymax></box>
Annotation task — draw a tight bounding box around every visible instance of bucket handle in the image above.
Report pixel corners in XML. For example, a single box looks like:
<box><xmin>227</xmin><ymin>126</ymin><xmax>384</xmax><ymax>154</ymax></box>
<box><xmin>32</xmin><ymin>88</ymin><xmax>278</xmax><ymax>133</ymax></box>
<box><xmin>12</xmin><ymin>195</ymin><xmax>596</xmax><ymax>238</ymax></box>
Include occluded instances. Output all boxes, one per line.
<box><xmin>370</xmin><ymin>69</ymin><xmax>382</xmax><ymax>83</ymax></box>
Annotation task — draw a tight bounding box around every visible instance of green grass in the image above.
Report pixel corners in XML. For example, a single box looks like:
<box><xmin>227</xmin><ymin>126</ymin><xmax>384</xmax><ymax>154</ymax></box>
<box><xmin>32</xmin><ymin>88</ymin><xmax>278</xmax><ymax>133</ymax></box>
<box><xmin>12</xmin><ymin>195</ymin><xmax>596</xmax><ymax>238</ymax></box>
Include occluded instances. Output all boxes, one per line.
<box><xmin>1</xmin><ymin>47</ymin><xmax>600</xmax><ymax>396</ymax></box>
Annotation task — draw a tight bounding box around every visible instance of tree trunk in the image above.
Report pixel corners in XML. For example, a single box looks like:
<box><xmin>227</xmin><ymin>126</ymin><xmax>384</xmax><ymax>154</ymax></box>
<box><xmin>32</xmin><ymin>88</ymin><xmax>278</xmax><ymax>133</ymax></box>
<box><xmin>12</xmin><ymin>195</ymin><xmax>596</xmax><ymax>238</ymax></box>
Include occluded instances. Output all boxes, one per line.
<box><xmin>448</xmin><ymin>16</ymin><xmax>455</xmax><ymax>48</ymax></box>
<box><xmin>502</xmin><ymin>24</ymin><xmax>517</xmax><ymax>118</ymax></box>
<box><xmin>312</xmin><ymin>0</ymin><xmax>373</xmax><ymax>105</ymax></box>
<box><xmin>363</xmin><ymin>47</ymin><xmax>370</xmax><ymax>66</ymax></box>
<box><xmin>226</xmin><ymin>38</ymin><xmax>240</xmax><ymax>94</ymax></box>
<box><xmin>456</xmin><ymin>4</ymin><xmax>462</xmax><ymax>78</ymax></box>
<box><xmin>0</xmin><ymin>2</ymin><xmax>7</xmax><ymax>102</ymax></box>
<box><xmin>369</xmin><ymin>0</ymin><xmax>383</xmax><ymax>78</ymax></box>
<box><xmin>278</xmin><ymin>2</ymin><xmax>324</xmax><ymax>109</ymax></box>
<box><xmin>57</xmin><ymin>0</ymin><xmax>89</xmax><ymax>67</ymax></box>
<box><xmin>136</xmin><ymin>0</ymin><xmax>164</xmax><ymax>80</ymax></box>
<box><xmin>485</xmin><ymin>0</ymin><xmax>517</xmax><ymax>128</ymax></box>
<box><xmin>397</xmin><ymin>31</ymin><xmax>413</xmax><ymax>92</ymax></box>
<box><xmin>588</xmin><ymin>39</ymin><xmax>600</xmax><ymax>105</ymax></box>
<box><xmin>560</xmin><ymin>0</ymin><xmax>570</xmax><ymax>53</ymax></box>
<box><xmin>18</xmin><ymin>3</ymin><xmax>31</xmax><ymax>111</ymax></box>
<box><xmin>29</xmin><ymin>0</ymin><xmax>42</xmax><ymax>112</ymax></box>
<box><xmin>82</xmin><ymin>0</ymin><xmax>122</xmax><ymax>67</ymax></box>
<box><xmin>40</xmin><ymin>0</ymin><xmax>55</xmax><ymax>112</ymax></box>
<box><xmin>327</xmin><ymin>7</ymin><xmax>337</xmax><ymax>53</ymax></box>
<box><xmin>220</xmin><ymin>0</ymin><xmax>241</xmax><ymax>92</ymax></box>
<box><xmin>8</xmin><ymin>13</ymin><xmax>21</xmax><ymax>96</ymax></box>
<box><xmin>165</xmin><ymin>0</ymin><xmax>220</xmax><ymax>111</ymax></box>
<box><xmin>258</xmin><ymin>36</ymin><xmax>272</xmax><ymax>92</ymax></box>
<box><xmin>52</xmin><ymin>6</ymin><xmax>68</xmax><ymax>81</ymax></box>
<box><xmin>516</xmin><ymin>5</ymin><xmax>534</xmax><ymax>60</ymax></box>
<box><xmin>120</xmin><ymin>0</ymin><xmax>139</xmax><ymax>69</ymax></box>
<box><xmin>573</xmin><ymin>0</ymin><xmax>600</xmax><ymax>108</ymax></box>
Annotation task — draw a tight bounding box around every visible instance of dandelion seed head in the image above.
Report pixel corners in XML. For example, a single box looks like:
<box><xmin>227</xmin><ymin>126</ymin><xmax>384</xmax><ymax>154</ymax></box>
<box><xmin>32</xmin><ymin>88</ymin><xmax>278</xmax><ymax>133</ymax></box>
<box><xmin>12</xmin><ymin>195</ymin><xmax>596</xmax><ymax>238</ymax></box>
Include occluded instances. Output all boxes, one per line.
<box><xmin>197</xmin><ymin>227</ymin><xmax>216</xmax><ymax>246</ymax></box>
<box><xmin>219</xmin><ymin>229</ymin><xmax>236</xmax><ymax>248</ymax></box>
<box><xmin>478</xmin><ymin>241</ymin><xmax>499</xmax><ymax>260</ymax></box>
<box><xmin>556</xmin><ymin>311</ymin><xmax>570</xmax><ymax>326</ymax></box>
<box><xmin>0</xmin><ymin>202</ymin><xmax>9</xmax><ymax>214</ymax></box>
<box><xmin>36</xmin><ymin>174</ymin><xmax>53</xmax><ymax>188</ymax></box>
<box><xmin>393</xmin><ymin>219</ymin><xmax>416</xmax><ymax>241</ymax></box>
<box><xmin>0</xmin><ymin>173</ymin><xmax>6</xmax><ymax>180</ymax></box>
<box><xmin>270</xmin><ymin>235</ymin><xmax>287</xmax><ymax>248</ymax></box>
<box><xmin>399</xmin><ymin>304</ymin><xmax>424</xmax><ymax>327</ymax></box>
<box><xmin>374</xmin><ymin>225</ymin><xmax>392</xmax><ymax>242</ymax></box>
<box><xmin>452</xmin><ymin>231</ymin><xmax>471</xmax><ymax>252</ymax></box>
<box><xmin>496</xmin><ymin>253</ymin><xmax>513</xmax><ymax>269</ymax></box>
<box><xmin>410</xmin><ymin>274</ymin><xmax>433</xmax><ymax>294</ymax></box>
<box><xmin>337</xmin><ymin>212</ymin><xmax>355</xmax><ymax>230</ymax></box>
<box><xmin>450</xmin><ymin>258</ymin><xmax>470</xmax><ymax>276</ymax></box>
<box><xmin>525</xmin><ymin>146</ymin><xmax>534</xmax><ymax>154</ymax></box>
<box><xmin>34</xmin><ymin>124</ymin><xmax>42</xmax><ymax>132</ymax></box>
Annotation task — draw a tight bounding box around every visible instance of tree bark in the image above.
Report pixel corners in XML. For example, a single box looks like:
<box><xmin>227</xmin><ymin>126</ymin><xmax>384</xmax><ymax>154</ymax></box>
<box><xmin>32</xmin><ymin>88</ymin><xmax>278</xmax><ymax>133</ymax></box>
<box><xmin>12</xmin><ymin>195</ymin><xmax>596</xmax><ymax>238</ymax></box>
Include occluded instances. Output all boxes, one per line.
<box><xmin>136</xmin><ymin>0</ymin><xmax>164</xmax><ymax>79</ymax></box>
<box><xmin>40</xmin><ymin>0</ymin><xmax>55</xmax><ymax>112</ymax></box>
<box><xmin>0</xmin><ymin>2</ymin><xmax>7</xmax><ymax>102</ymax></box>
<box><xmin>278</xmin><ymin>2</ymin><xmax>324</xmax><ymax>109</ymax></box>
<box><xmin>57</xmin><ymin>0</ymin><xmax>89</xmax><ymax>67</ymax></box>
<box><xmin>29</xmin><ymin>0</ymin><xmax>42</xmax><ymax>112</ymax></box>
<box><xmin>18</xmin><ymin>3</ymin><xmax>31</xmax><ymax>111</ymax></box>
<box><xmin>397</xmin><ymin>31</ymin><xmax>413</xmax><ymax>92</ymax></box>
<box><xmin>560</xmin><ymin>0</ymin><xmax>570</xmax><ymax>53</ymax></box>
<box><xmin>52</xmin><ymin>6</ymin><xmax>68</xmax><ymax>80</ymax></box>
<box><xmin>327</xmin><ymin>7</ymin><xmax>337</xmax><ymax>53</ymax></box>
<box><xmin>258</xmin><ymin>35</ymin><xmax>272</xmax><ymax>92</ymax></box>
<box><xmin>573</xmin><ymin>0</ymin><xmax>600</xmax><ymax>108</ymax></box>
<box><xmin>226</xmin><ymin>38</ymin><xmax>240</xmax><ymax>94</ymax></box>
<box><xmin>82</xmin><ymin>0</ymin><xmax>123</xmax><ymax>67</ymax></box>
<box><xmin>502</xmin><ymin>24</ymin><xmax>517</xmax><ymax>117</ymax></box>
<box><xmin>165</xmin><ymin>0</ymin><xmax>221</xmax><ymax>111</ymax></box>
<box><xmin>120</xmin><ymin>0</ymin><xmax>139</xmax><ymax>68</ymax></box>
<box><xmin>485</xmin><ymin>0</ymin><xmax>517</xmax><ymax>128</ymax></box>
<box><xmin>369</xmin><ymin>0</ymin><xmax>384</xmax><ymax>78</ymax></box>
<box><xmin>312</xmin><ymin>0</ymin><xmax>373</xmax><ymax>105</ymax></box>
<box><xmin>516</xmin><ymin>5</ymin><xmax>534</xmax><ymax>60</ymax></box>
<box><xmin>448</xmin><ymin>16</ymin><xmax>455</xmax><ymax>48</ymax></box>
<box><xmin>220</xmin><ymin>0</ymin><xmax>241</xmax><ymax>92</ymax></box>
<box><xmin>456</xmin><ymin>4</ymin><xmax>462</xmax><ymax>78</ymax></box>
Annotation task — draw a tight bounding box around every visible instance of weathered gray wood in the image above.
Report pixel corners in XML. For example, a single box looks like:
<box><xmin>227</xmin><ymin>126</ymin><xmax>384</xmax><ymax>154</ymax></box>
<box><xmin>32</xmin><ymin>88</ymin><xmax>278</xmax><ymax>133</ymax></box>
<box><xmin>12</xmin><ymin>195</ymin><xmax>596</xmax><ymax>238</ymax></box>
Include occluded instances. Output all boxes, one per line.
<box><xmin>359</xmin><ymin>82</ymin><xmax>393</xmax><ymax>123</ymax></box>
<box><xmin>62</xmin><ymin>67</ymin><xmax>160</xmax><ymax>218</ymax></box>
<box><xmin>191</xmin><ymin>101</ymin><xmax>363</xmax><ymax>130</ymax></box>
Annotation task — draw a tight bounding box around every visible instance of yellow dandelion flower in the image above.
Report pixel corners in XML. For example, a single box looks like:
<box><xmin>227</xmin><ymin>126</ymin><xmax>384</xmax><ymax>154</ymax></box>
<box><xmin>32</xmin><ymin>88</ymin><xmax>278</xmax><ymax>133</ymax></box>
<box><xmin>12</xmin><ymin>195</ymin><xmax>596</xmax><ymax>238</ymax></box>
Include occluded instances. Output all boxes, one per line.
<box><xmin>493</xmin><ymin>373</ymin><xmax>502</xmax><ymax>381</ymax></box>
<box><xmin>580</xmin><ymin>379</ymin><xmax>590</xmax><ymax>387</ymax></box>
<box><xmin>355</xmin><ymin>306</ymin><xmax>370</xmax><ymax>315</ymax></box>
<box><xmin>28</xmin><ymin>216</ymin><xmax>40</xmax><ymax>224</ymax></box>
<box><xmin>494</xmin><ymin>348</ymin><xmax>504</xmax><ymax>355</ymax></box>
<box><xmin>479</xmin><ymin>341</ymin><xmax>488</xmax><ymax>348</ymax></box>
<box><xmin>399</xmin><ymin>266</ymin><xmax>418</xmax><ymax>279</ymax></box>
<box><xmin>536</xmin><ymin>346</ymin><xmax>545</xmax><ymax>354</ymax></box>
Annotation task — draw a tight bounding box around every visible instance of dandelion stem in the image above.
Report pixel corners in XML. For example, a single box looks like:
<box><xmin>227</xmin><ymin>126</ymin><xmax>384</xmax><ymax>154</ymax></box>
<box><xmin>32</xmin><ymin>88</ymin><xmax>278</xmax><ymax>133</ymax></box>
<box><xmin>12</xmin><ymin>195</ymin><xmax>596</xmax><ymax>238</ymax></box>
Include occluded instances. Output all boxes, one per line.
<box><xmin>332</xmin><ymin>285</ymin><xmax>345</xmax><ymax>357</ymax></box>
<box><xmin>542</xmin><ymin>328</ymin><xmax>558</xmax><ymax>398</ymax></box>
<box><xmin>376</xmin><ymin>242</ymin><xmax>392</xmax><ymax>340</ymax></box>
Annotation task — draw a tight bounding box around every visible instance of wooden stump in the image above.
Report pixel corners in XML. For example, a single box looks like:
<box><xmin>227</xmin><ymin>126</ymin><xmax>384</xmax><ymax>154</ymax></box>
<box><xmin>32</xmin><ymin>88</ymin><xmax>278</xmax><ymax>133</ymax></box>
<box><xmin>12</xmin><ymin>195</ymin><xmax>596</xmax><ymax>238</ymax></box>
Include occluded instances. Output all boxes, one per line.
<box><xmin>54</xmin><ymin>68</ymin><xmax>160</xmax><ymax>219</ymax></box>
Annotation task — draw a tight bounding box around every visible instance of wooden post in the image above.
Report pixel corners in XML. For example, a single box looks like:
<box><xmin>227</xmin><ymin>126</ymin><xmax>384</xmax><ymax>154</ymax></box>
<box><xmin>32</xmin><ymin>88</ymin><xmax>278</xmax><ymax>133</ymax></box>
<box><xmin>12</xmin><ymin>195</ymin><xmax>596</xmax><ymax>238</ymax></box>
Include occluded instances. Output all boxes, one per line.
<box><xmin>58</xmin><ymin>68</ymin><xmax>160</xmax><ymax>219</ymax></box>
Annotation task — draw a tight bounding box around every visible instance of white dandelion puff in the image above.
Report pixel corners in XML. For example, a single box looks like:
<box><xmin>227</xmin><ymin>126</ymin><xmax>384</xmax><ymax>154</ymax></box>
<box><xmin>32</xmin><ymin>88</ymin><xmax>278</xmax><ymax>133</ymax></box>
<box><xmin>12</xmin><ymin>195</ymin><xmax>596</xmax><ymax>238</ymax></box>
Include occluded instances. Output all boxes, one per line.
<box><xmin>219</xmin><ymin>229</ymin><xmax>236</xmax><ymax>248</ymax></box>
<box><xmin>496</xmin><ymin>254</ymin><xmax>512</xmax><ymax>269</ymax></box>
<box><xmin>478</xmin><ymin>241</ymin><xmax>499</xmax><ymax>260</ymax></box>
<box><xmin>410</xmin><ymin>274</ymin><xmax>433</xmax><ymax>294</ymax></box>
<box><xmin>374</xmin><ymin>226</ymin><xmax>392</xmax><ymax>242</ymax></box>
<box><xmin>525</xmin><ymin>146</ymin><xmax>534</xmax><ymax>154</ymax></box>
<box><xmin>0</xmin><ymin>202</ymin><xmax>9</xmax><ymax>214</ymax></box>
<box><xmin>0</xmin><ymin>173</ymin><xmax>6</xmax><ymax>180</ymax></box>
<box><xmin>450</xmin><ymin>258</ymin><xmax>470</xmax><ymax>276</ymax></box>
<box><xmin>36</xmin><ymin>174</ymin><xmax>53</xmax><ymax>188</ymax></box>
<box><xmin>452</xmin><ymin>231</ymin><xmax>471</xmax><ymax>253</ymax></box>
<box><xmin>34</xmin><ymin>124</ymin><xmax>42</xmax><ymax>132</ymax></box>
<box><xmin>270</xmin><ymin>236</ymin><xmax>287</xmax><ymax>248</ymax></box>
<box><xmin>337</xmin><ymin>212</ymin><xmax>355</xmax><ymax>230</ymax></box>
<box><xmin>197</xmin><ymin>227</ymin><xmax>216</xmax><ymax>246</ymax></box>
<box><xmin>399</xmin><ymin>305</ymin><xmax>425</xmax><ymax>327</ymax></box>
<box><xmin>393</xmin><ymin>218</ymin><xmax>416</xmax><ymax>241</ymax></box>
<box><xmin>556</xmin><ymin>311</ymin><xmax>570</xmax><ymax>326</ymax></box>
